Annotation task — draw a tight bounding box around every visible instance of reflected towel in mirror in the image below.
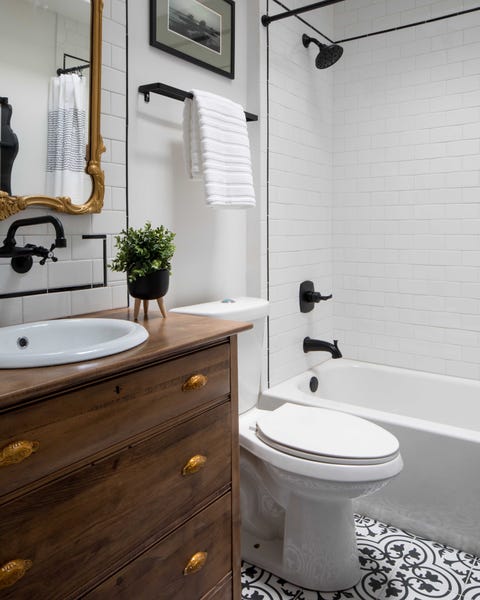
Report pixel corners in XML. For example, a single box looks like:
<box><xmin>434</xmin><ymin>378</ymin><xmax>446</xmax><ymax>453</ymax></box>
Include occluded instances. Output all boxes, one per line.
<box><xmin>46</xmin><ymin>73</ymin><xmax>87</xmax><ymax>201</ymax></box>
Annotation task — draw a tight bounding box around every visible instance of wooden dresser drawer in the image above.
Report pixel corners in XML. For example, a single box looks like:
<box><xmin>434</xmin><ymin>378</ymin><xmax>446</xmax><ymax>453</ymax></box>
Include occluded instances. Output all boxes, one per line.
<box><xmin>85</xmin><ymin>493</ymin><xmax>233</xmax><ymax>600</ymax></box>
<box><xmin>0</xmin><ymin>343</ymin><xmax>230</xmax><ymax>498</ymax></box>
<box><xmin>201</xmin><ymin>575</ymin><xmax>233</xmax><ymax>600</ymax></box>
<box><xmin>0</xmin><ymin>403</ymin><xmax>231</xmax><ymax>599</ymax></box>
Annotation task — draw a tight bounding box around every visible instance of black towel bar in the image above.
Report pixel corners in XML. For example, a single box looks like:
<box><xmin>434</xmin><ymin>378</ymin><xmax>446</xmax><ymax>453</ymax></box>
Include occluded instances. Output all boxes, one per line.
<box><xmin>138</xmin><ymin>82</ymin><xmax>258</xmax><ymax>122</ymax></box>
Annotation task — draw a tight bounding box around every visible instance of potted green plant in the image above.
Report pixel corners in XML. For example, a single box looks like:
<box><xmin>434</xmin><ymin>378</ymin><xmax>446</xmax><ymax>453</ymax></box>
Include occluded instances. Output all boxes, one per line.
<box><xmin>110</xmin><ymin>222</ymin><xmax>176</xmax><ymax>319</ymax></box>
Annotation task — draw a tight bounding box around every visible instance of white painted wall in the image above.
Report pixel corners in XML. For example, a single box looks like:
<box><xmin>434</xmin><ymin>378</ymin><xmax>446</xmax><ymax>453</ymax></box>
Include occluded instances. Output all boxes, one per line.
<box><xmin>267</xmin><ymin>0</ymin><xmax>335</xmax><ymax>386</ymax></box>
<box><xmin>333</xmin><ymin>0</ymin><xmax>480</xmax><ymax>379</ymax></box>
<box><xmin>127</xmin><ymin>1</ymin><xmax>262</xmax><ymax>311</ymax></box>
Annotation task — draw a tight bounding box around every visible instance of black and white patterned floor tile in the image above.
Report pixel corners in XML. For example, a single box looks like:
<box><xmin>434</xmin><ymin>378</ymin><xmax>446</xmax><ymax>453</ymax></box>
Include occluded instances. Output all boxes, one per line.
<box><xmin>241</xmin><ymin>514</ymin><xmax>480</xmax><ymax>600</ymax></box>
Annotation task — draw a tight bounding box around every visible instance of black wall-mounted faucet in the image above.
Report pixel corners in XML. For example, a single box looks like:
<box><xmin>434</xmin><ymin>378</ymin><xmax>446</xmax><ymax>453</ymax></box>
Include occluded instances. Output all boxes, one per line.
<box><xmin>299</xmin><ymin>280</ymin><xmax>332</xmax><ymax>313</ymax></box>
<box><xmin>3</xmin><ymin>215</ymin><xmax>67</xmax><ymax>249</ymax></box>
<box><xmin>0</xmin><ymin>215</ymin><xmax>67</xmax><ymax>273</ymax></box>
<box><xmin>303</xmin><ymin>337</ymin><xmax>342</xmax><ymax>359</ymax></box>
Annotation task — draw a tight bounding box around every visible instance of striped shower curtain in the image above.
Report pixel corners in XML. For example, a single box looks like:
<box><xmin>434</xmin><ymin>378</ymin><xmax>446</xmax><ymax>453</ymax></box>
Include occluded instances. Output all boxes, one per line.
<box><xmin>46</xmin><ymin>73</ymin><xmax>87</xmax><ymax>201</ymax></box>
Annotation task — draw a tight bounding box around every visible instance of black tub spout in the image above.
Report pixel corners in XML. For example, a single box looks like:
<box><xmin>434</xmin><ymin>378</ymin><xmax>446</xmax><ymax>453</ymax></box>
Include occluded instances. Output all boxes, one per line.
<box><xmin>303</xmin><ymin>337</ymin><xmax>342</xmax><ymax>358</ymax></box>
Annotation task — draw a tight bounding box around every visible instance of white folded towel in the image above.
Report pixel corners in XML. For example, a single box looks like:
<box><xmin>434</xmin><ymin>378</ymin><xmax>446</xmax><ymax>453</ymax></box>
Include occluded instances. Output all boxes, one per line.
<box><xmin>183</xmin><ymin>89</ymin><xmax>256</xmax><ymax>208</ymax></box>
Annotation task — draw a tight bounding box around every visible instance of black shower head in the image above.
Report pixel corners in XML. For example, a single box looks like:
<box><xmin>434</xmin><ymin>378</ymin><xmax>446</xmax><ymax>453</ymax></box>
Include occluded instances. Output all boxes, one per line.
<box><xmin>315</xmin><ymin>42</ymin><xmax>343</xmax><ymax>68</ymax></box>
<box><xmin>302</xmin><ymin>33</ymin><xmax>343</xmax><ymax>69</ymax></box>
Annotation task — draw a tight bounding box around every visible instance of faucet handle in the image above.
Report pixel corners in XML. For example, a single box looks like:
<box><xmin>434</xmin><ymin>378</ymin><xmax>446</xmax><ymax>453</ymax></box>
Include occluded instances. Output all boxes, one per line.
<box><xmin>310</xmin><ymin>292</ymin><xmax>333</xmax><ymax>302</ymax></box>
<box><xmin>38</xmin><ymin>244</ymin><xmax>58</xmax><ymax>266</ymax></box>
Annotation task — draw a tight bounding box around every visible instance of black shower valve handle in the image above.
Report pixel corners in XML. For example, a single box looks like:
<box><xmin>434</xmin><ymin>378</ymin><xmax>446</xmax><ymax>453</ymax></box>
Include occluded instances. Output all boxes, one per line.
<box><xmin>299</xmin><ymin>280</ymin><xmax>333</xmax><ymax>313</ymax></box>
<box><xmin>305</xmin><ymin>290</ymin><xmax>333</xmax><ymax>303</ymax></box>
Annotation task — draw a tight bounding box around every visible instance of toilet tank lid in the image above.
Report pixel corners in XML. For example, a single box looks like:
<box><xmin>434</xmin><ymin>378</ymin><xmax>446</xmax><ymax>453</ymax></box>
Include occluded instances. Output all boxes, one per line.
<box><xmin>171</xmin><ymin>297</ymin><xmax>269</xmax><ymax>322</ymax></box>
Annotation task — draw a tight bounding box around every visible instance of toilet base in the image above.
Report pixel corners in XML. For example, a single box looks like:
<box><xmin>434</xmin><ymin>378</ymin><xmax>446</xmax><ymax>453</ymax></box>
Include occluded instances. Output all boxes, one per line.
<box><xmin>242</xmin><ymin>495</ymin><xmax>361</xmax><ymax>592</ymax></box>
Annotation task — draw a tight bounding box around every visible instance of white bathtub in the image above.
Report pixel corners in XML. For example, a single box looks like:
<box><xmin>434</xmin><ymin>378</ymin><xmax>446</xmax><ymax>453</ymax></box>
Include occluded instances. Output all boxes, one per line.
<box><xmin>260</xmin><ymin>359</ymin><xmax>480</xmax><ymax>556</ymax></box>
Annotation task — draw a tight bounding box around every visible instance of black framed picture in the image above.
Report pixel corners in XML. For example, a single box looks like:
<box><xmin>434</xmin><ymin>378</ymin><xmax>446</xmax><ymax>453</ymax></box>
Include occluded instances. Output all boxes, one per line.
<box><xmin>150</xmin><ymin>0</ymin><xmax>235</xmax><ymax>79</ymax></box>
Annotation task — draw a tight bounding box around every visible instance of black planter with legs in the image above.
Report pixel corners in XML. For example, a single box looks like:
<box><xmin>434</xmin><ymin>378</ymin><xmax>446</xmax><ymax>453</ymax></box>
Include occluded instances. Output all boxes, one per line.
<box><xmin>127</xmin><ymin>268</ymin><xmax>169</xmax><ymax>300</ymax></box>
<box><xmin>127</xmin><ymin>269</ymin><xmax>169</xmax><ymax>320</ymax></box>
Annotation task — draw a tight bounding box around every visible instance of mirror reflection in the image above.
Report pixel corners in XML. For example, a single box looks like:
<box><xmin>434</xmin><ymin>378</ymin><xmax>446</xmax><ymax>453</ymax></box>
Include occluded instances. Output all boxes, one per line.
<box><xmin>0</xmin><ymin>0</ymin><xmax>91</xmax><ymax>204</ymax></box>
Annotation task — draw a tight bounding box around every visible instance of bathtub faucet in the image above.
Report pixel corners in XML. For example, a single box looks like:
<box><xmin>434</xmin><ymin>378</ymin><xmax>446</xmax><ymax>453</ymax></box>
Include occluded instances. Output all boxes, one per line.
<box><xmin>303</xmin><ymin>337</ymin><xmax>342</xmax><ymax>359</ymax></box>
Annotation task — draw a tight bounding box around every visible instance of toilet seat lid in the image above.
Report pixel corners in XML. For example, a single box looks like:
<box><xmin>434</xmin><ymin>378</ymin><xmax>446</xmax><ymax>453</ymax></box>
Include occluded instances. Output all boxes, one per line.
<box><xmin>256</xmin><ymin>403</ymin><xmax>400</xmax><ymax>465</ymax></box>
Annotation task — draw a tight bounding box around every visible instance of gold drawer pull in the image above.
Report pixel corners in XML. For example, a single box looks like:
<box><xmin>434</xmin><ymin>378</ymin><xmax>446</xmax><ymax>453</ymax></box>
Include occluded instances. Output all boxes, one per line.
<box><xmin>0</xmin><ymin>440</ymin><xmax>40</xmax><ymax>467</ymax></box>
<box><xmin>182</xmin><ymin>454</ymin><xmax>207</xmax><ymax>476</ymax></box>
<box><xmin>0</xmin><ymin>559</ymin><xmax>33</xmax><ymax>589</ymax></box>
<box><xmin>183</xmin><ymin>551</ymin><xmax>208</xmax><ymax>576</ymax></box>
<box><xmin>182</xmin><ymin>374</ymin><xmax>208</xmax><ymax>392</ymax></box>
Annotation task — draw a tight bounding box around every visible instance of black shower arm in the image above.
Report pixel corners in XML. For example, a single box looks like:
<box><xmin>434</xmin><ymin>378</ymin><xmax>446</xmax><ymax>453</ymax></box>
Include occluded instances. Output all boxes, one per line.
<box><xmin>303</xmin><ymin>35</ymin><xmax>323</xmax><ymax>51</ymax></box>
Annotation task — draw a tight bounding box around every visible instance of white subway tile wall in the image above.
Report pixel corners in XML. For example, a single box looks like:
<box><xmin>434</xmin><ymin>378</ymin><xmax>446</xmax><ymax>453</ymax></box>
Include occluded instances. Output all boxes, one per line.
<box><xmin>333</xmin><ymin>0</ymin><xmax>480</xmax><ymax>378</ymax></box>
<box><xmin>0</xmin><ymin>1</ymin><xmax>127</xmax><ymax>326</ymax></box>
<box><xmin>268</xmin><ymin>2</ymin><xmax>335</xmax><ymax>386</ymax></box>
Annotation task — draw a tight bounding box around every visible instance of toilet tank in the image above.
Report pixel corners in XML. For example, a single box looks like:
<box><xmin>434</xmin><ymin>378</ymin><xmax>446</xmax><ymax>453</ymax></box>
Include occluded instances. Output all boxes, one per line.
<box><xmin>171</xmin><ymin>298</ymin><xmax>269</xmax><ymax>414</ymax></box>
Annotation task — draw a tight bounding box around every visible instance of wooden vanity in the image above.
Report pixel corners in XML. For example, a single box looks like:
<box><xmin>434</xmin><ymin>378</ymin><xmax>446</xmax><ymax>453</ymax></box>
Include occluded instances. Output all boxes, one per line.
<box><xmin>0</xmin><ymin>310</ymin><xmax>250</xmax><ymax>599</ymax></box>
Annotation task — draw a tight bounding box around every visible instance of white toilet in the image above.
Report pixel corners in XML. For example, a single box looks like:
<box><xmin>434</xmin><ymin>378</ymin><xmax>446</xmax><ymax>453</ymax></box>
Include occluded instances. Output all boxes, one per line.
<box><xmin>172</xmin><ymin>298</ymin><xmax>403</xmax><ymax>592</ymax></box>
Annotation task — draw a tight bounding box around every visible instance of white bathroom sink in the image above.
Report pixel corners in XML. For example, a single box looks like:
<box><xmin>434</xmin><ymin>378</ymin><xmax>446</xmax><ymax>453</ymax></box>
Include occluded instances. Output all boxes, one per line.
<box><xmin>0</xmin><ymin>318</ymin><xmax>149</xmax><ymax>368</ymax></box>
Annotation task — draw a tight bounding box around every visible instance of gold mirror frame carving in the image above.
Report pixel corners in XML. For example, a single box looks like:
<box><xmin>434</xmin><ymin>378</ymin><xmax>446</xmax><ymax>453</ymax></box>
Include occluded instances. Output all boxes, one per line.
<box><xmin>0</xmin><ymin>0</ymin><xmax>105</xmax><ymax>221</ymax></box>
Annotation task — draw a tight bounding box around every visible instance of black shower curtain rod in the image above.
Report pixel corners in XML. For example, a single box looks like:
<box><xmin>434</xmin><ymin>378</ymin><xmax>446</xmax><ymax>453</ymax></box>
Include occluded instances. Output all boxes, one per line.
<box><xmin>336</xmin><ymin>6</ymin><xmax>480</xmax><ymax>43</ymax></box>
<box><xmin>263</xmin><ymin>2</ymin><xmax>480</xmax><ymax>45</ymax></box>
<box><xmin>262</xmin><ymin>0</ymin><xmax>345</xmax><ymax>26</ymax></box>
<box><xmin>56</xmin><ymin>64</ymin><xmax>90</xmax><ymax>76</ymax></box>
<box><xmin>57</xmin><ymin>52</ymin><xmax>90</xmax><ymax>76</ymax></box>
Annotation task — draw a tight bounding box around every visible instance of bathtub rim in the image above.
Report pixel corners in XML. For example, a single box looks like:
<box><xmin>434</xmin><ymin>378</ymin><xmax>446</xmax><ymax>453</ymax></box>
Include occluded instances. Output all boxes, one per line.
<box><xmin>260</xmin><ymin>359</ymin><xmax>480</xmax><ymax>445</ymax></box>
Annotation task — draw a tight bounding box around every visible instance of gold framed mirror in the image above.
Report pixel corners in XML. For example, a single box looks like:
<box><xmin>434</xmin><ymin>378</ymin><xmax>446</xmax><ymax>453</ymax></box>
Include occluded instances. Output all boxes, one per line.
<box><xmin>0</xmin><ymin>0</ymin><xmax>105</xmax><ymax>221</ymax></box>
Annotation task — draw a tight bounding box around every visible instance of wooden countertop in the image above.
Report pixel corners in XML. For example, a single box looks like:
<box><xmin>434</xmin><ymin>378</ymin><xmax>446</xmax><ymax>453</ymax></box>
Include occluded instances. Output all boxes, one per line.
<box><xmin>0</xmin><ymin>309</ymin><xmax>251</xmax><ymax>410</ymax></box>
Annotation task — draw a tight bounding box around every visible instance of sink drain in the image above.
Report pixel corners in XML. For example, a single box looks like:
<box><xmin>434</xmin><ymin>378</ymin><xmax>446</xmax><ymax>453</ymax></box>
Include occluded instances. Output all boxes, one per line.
<box><xmin>17</xmin><ymin>336</ymin><xmax>29</xmax><ymax>349</ymax></box>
